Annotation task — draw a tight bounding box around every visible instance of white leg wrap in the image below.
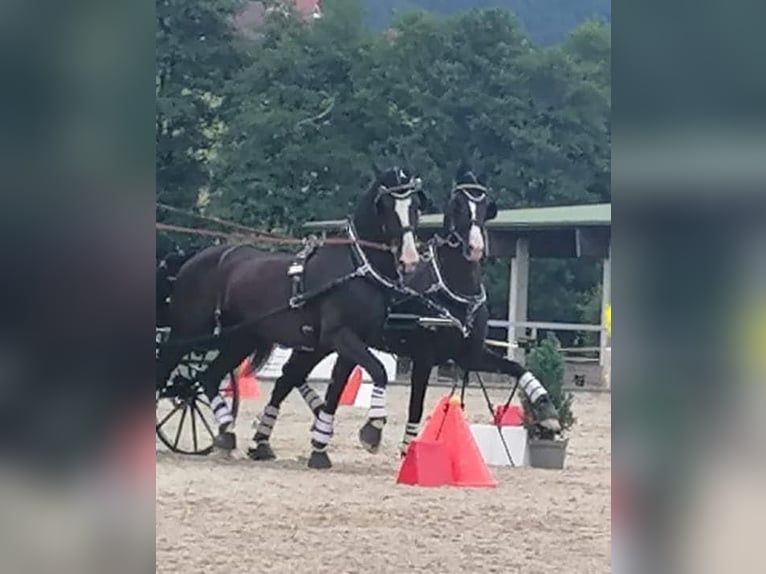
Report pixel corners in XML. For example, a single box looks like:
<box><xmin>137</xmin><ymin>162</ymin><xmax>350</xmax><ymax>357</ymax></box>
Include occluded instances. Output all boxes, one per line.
<box><xmin>368</xmin><ymin>385</ymin><xmax>386</xmax><ymax>419</ymax></box>
<box><xmin>519</xmin><ymin>371</ymin><xmax>547</xmax><ymax>403</ymax></box>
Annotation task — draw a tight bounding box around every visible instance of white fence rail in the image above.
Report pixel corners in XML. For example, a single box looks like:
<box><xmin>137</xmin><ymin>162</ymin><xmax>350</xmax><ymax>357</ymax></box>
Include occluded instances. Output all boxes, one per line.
<box><xmin>487</xmin><ymin>319</ymin><xmax>605</xmax><ymax>332</ymax></box>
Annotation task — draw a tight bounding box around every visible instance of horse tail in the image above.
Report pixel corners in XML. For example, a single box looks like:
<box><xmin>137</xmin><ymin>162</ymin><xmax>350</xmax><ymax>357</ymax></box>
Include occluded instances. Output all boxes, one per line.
<box><xmin>248</xmin><ymin>343</ymin><xmax>276</xmax><ymax>373</ymax></box>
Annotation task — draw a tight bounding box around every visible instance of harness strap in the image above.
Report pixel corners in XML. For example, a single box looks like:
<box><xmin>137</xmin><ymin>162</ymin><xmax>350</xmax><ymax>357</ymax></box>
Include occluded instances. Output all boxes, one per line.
<box><xmin>420</xmin><ymin>242</ymin><xmax>487</xmax><ymax>335</ymax></box>
<box><xmin>213</xmin><ymin>244</ymin><xmax>252</xmax><ymax>335</ymax></box>
<box><xmin>288</xmin><ymin>236</ymin><xmax>322</xmax><ymax>302</ymax></box>
<box><xmin>288</xmin><ymin>221</ymin><xmax>404</xmax><ymax>309</ymax></box>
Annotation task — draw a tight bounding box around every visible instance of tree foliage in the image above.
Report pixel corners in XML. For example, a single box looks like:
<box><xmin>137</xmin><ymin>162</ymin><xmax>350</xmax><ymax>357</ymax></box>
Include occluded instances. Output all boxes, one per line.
<box><xmin>156</xmin><ymin>0</ymin><xmax>246</xmax><ymax>212</ymax></box>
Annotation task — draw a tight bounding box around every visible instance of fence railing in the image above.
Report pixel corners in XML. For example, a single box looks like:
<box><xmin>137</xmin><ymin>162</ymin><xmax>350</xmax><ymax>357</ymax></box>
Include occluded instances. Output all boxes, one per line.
<box><xmin>487</xmin><ymin>319</ymin><xmax>604</xmax><ymax>332</ymax></box>
<box><xmin>486</xmin><ymin>320</ymin><xmax>609</xmax><ymax>366</ymax></box>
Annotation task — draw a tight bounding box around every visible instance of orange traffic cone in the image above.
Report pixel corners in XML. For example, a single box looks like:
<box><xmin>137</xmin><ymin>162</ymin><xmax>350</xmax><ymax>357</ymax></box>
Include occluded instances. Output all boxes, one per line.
<box><xmin>438</xmin><ymin>397</ymin><xmax>497</xmax><ymax>488</ymax></box>
<box><xmin>396</xmin><ymin>440</ymin><xmax>451</xmax><ymax>487</ymax></box>
<box><xmin>339</xmin><ymin>366</ymin><xmax>363</xmax><ymax>406</ymax></box>
<box><xmin>400</xmin><ymin>394</ymin><xmax>496</xmax><ymax>488</ymax></box>
<box><xmin>493</xmin><ymin>404</ymin><xmax>524</xmax><ymax>426</ymax></box>
<box><xmin>419</xmin><ymin>395</ymin><xmax>452</xmax><ymax>442</ymax></box>
<box><xmin>233</xmin><ymin>358</ymin><xmax>261</xmax><ymax>399</ymax></box>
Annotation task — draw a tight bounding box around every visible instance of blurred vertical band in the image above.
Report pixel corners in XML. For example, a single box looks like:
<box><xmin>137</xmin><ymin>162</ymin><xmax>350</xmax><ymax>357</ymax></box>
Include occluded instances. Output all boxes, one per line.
<box><xmin>0</xmin><ymin>0</ymin><xmax>154</xmax><ymax>573</ymax></box>
<box><xmin>614</xmin><ymin>0</ymin><xmax>766</xmax><ymax>571</ymax></box>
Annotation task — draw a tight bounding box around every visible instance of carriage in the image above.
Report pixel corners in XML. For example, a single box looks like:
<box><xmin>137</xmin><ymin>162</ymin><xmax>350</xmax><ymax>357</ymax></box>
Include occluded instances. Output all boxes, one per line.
<box><xmin>155</xmin><ymin>326</ymin><xmax>241</xmax><ymax>455</ymax></box>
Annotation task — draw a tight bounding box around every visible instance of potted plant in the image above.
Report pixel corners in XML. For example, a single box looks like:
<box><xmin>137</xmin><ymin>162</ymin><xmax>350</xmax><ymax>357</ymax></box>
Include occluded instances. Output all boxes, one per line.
<box><xmin>521</xmin><ymin>333</ymin><xmax>575</xmax><ymax>469</ymax></box>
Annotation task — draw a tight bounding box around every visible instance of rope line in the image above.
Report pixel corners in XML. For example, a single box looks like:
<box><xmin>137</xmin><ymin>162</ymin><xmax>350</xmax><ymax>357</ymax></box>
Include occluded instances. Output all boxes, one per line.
<box><xmin>156</xmin><ymin>204</ymin><xmax>394</xmax><ymax>252</ymax></box>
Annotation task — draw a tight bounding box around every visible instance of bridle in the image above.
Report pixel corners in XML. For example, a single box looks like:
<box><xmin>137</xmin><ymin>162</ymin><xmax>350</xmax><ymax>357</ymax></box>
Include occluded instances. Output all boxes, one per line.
<box><xmin>440</xmin><ymin>181</ymin><xmax>490</xmax><ymax>259</ymax></box>
<box><xmin>375</xmin><ymin>173</ymin><xmax>424</xmax><ymax>237</ymax></box>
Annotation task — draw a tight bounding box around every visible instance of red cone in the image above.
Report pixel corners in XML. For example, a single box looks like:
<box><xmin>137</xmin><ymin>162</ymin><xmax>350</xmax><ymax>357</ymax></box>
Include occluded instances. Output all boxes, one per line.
<box><xmin>224</xmin><ymin>358</ymin><xmax>261</xmax><ymax>399</ymax></box>
<box><xmin>398</xmin><ymin>395</ymin><xmax>497</xmax><ymax>488</ymax></box>
<box><xmin>338</xmin><ymin>366</ymin><xmax>363</xmax><ymax>406</ymax></box>
<box><xmin>418</xmin><ymin>395</ymin><xmax>451</xmax><ymax>441</ymax></box>
<box><xmin>493</xmin><ymin>404</ymin><xmax>524</xmax><ymax>426</ymax></box>
<box><xmin>438</xmin><ymin>400</ymin><xmax>497</xmax><ymax>488</ymax></box>
<box><xmin>396</xmin><ymin>440</ymin><xmax>451</xmax><ymax>487</ymax></box>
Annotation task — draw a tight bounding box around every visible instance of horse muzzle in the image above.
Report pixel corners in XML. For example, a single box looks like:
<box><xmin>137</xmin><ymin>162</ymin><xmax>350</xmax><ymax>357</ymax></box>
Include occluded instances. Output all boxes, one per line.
<box><xmin>398</xmin><ymin>231</ymin><xmax>420</xmax><ymax>273</ymax></box>
<box><xmin>467</xmin><ymin>247</ymin><xmax>484</xmax><ymax>262</ymax></box>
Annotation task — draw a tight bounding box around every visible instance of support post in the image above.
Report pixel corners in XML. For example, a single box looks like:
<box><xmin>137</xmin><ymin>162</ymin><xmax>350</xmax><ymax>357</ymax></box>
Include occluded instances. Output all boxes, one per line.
<box><xmin>600</xmin><ymin>243</ymin><xmax>612</xmax><ymax>387</ymax></box>
<box><xmin>507</xmin><ymin>237</ymin><xmax>530</xmax><ymax>363</ymax></box>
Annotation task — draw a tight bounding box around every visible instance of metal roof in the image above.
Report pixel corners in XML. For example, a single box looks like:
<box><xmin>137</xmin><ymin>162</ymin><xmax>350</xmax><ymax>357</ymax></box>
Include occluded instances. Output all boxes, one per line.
<box><xmin>304</xmin><ymin>203</ymin><xmax>611</xmax><ymax>232</ymax></box>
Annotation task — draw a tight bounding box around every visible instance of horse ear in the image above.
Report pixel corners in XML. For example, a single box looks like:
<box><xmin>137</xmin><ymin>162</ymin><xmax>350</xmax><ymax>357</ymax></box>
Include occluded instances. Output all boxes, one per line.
<box><xmin>486</xmin><ymin>200</ymin><xmax>498</xmax><ymax>221</ymax></box>
<box><xmin>417</xmin><ymin>189</ymin><xmax>433</xmax><ymax>212</ymax></box>
<box><xmin>456</xmin><ymin>159</ymin><xmax>470</xmax><ymax>180</ymax></box>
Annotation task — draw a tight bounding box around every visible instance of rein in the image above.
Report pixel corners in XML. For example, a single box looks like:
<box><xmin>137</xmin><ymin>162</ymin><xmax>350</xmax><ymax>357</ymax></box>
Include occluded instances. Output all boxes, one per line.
<box><xmin>156</xmin><ymin>204</ymin><xmax>394</xmax><ymax>253</ymax></box>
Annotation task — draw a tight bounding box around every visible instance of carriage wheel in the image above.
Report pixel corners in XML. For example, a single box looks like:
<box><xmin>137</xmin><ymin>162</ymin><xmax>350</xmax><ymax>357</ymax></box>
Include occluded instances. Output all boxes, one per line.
<box><xmin>155</xmin><ymin>352</ymin><xmax>240</xmax><ymax>455</ymax></box>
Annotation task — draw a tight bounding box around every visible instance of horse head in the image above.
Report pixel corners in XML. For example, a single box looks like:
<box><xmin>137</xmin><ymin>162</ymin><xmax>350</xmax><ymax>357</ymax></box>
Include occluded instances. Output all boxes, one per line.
<box><xmin>355</xmin><ymin>165</ymin><xmax>428</xmax><ymax>274</ymax></box>
<box><xmin>443</xmin><ymin>164</ymin><xmax>498</xmax><ymax>262</ymax></box>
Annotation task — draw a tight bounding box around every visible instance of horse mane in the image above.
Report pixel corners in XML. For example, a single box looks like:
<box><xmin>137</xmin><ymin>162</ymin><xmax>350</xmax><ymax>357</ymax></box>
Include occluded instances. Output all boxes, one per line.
<box><xmin>351</xmin><ymin>175</ymin><xmax>386</xmax><ymax>242</ymax></box>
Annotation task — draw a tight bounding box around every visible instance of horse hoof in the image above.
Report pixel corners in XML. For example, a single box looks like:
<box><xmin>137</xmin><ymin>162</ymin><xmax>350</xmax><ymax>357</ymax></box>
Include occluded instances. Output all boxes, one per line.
<box><xmin>214</xmin><ymin>431</ymin><xmax>237</xmax><ymax>452</ymax></box>
<box><xmin>307</xmin><ymin>450</ymin><xmax>332</xmax><ymax>469</ymax></box>
<box><xmin>359</xmin><ymin>420</ymin><xmax>384</xmax><ymax>453</ymax></box>
<box><xmin>247</xmin><ymin>442</ymin><xmax>276</xmax><ymax>461</ymax></box>
<box><xmin>538</xmin><ymin>418</ymin><xmax>562</xmax><ymax>433</ymax></box>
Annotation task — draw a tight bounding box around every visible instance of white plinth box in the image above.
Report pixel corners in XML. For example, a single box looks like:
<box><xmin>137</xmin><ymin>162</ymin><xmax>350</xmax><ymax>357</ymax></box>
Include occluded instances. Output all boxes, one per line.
<box><xmin>256</xmin><ymin>347</ymin><xmax>397</xmax><ymax>382</ymax></box>
<box><xmin>470</xmin><ymin>424</ymin><xmax>529</xmax><ymax>467</ymax></box>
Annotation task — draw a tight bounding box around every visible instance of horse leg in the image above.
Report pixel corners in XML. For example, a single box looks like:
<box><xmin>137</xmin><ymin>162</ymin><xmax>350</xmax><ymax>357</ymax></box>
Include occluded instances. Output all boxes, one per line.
<box><xmin>306</xmin><ymin>355</ymin><xmax>355</xmax><ymax>469</ymax></box>
<box><xmin>317</xmin><ymin>327</ymin><xmax>390</xmax><ymax>453</ymax></box>
<box><xmin>155</xmin><ymin>342</ymin><xmax>188</xmax><ymax>389</ymax></box>
<box><xmin>248</xmin><ymin>349</ymin><xmax>328</xmax><ymax>461</ymax></box>
<box><xmin>198</xmin><ymin>335</ymin><xmax>266</xmax><ymax>451</ymax></box>
<box><xmin>399</xmin><ymin>357</ymin><xmax>434</xmax><ymax>457</ymax></box>
<box><xmin>464</xmin><ymin>347</ymin><xmax>561</xmax><ymax>432</ymax></box>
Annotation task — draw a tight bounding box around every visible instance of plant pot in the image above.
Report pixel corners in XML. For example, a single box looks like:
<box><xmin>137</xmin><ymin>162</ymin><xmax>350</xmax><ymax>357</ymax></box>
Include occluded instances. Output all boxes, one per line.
<box><xmin>528</xmin><ymin>437</ymin><xmax>568</xmax><ymax>470</ymax></box>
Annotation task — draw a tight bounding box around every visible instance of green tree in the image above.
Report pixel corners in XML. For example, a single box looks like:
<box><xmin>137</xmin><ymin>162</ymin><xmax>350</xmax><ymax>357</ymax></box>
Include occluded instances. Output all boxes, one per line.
<box><xmin>156</xmin><ymin>0</ymin><xmax>246</xmax><ymax>214</ymax></box>
<box><xmin>213</xmin><ymin>0</ymin><xmax>379</xmax><ymax>232</ymax></box>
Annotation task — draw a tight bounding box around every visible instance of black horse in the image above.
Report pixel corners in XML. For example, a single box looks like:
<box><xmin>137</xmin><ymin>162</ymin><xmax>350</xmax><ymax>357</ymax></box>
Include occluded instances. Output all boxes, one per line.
<box><xmin>248</xmin><ymin>166</ymin><xmax>560</xmax><ymax>461</ymax></box>
<box><xmin>380</xmin><ymin>167</ymin><xmax>560</xmax><ymax>453</ymax></box>
<box><xmin>156</xmin><ymin>167</ymin><xmax>427</xmax><ymax>464</ymax></box>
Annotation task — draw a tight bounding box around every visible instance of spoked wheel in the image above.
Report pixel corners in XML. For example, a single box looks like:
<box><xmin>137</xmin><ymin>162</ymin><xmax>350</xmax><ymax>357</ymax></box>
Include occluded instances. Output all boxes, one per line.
<box><xmin>156</xmin><ymin>352</ymin><xmax>239</xmax><ymax>455</ymax></box>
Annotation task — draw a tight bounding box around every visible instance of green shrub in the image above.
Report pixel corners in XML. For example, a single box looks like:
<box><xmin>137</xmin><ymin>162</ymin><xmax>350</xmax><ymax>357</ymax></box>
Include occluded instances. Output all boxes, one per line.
<box><xmin>522</xmin><ymin>333</ymin><xmax>576</xmax><ymax>438</ymax></box>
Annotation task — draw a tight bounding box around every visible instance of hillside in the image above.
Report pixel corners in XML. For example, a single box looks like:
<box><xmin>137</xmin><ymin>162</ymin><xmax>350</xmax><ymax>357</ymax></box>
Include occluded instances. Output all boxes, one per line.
<box><xmin>362</xmin><ymin>0</ymin><xmax>611</xmax><ymax>45</ymax></box>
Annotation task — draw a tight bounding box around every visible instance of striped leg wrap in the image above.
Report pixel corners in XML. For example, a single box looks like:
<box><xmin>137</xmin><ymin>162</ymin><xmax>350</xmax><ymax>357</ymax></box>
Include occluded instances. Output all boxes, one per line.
<box><xmin>368</xmin><ymin>385</ymin><xmax>387</xmax><ymax>419</ymax></box>
<box><xmin>297</xmin><ymin>383</ymin><xmax>323</xmax><ymax>413</ymax></box>
<box><xmin>519</xmin><ymin>371</ymin><xmax>547</xmax><ymax>404</ymax></box>
<box><xmin>253</xmin><ymin>405</ymin><xmax>279</xmax><ymax>443</ymax></box>
<box><xmin>400</xmin><ymin>422</ymin><xmax>420</xmax><ymax>454</ymax></box>
<box><xmin>310</xmin><ymin>410</ymin><xmax>335</xmax><ymax>451</ymax></box>
<box><xmin>210</xmin><ymin>395</ymin><xmax>234</xmax><ymax>428</ymax></box>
